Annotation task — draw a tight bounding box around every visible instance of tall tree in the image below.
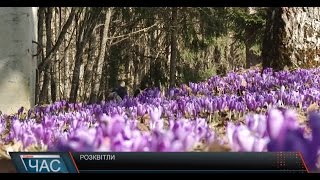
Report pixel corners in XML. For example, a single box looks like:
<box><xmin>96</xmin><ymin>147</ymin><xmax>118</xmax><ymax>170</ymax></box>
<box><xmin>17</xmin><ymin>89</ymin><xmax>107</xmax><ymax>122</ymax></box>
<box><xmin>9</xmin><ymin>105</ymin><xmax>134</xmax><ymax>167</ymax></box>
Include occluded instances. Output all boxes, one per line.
<box><xmin>0</xmin><ymin>7</ymin><xmax>37</xmax><ymax>114</ymax></box>
<box><xmin>39</xmin><ymin>7</ymin><xmax>53</xmax><ymax>104</ymax></box>
<box><xmin>261</xmin><ymin>7</ymin><xmax>286</xmax><ymax>70</ymax></box>
<box><xmin>35</xmin><ymin>7</ymin><xmax>45</xmax><ymax>104</ymax></box>
<box><xmin>262</xmin><ymin>7</ymin><xmax>320</xmax><ymax>70</ymax></box>
<box><xmin>89</xmin><ymin>8</ymin><xmax>113</xmax><ymax>103</ymax></box>
<box><xmin>32</xmin><ymin>7</ymin><xmax>275</xmax><ymax>104</ymax></box>
<box><xmin>69</xmin><ymin>8</ymin><xmax>102</xmax><ymax>102</ymax></box>
<box><xmin>38</xmin><ymin>7</ymin><xmax>77</xmax><ymax>72</ymax></box>
<box><xmin>169</xmin><ymin>7</ymin><xmax>178</xmax><ymax>88</ymax></box>
<box><xmin>229</xmin><ymin>7</ymin><xmax>266</xmax><ymax>68</ymax></box>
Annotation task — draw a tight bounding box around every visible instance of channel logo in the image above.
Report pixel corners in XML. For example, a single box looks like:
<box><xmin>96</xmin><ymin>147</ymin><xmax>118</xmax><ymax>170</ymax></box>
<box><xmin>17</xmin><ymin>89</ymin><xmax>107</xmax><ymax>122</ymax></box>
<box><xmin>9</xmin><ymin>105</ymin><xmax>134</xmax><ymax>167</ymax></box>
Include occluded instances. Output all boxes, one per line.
<box><xmin>20</xmin><ymin>154</ymin><xmax>68</xmax><ymax>173</ymax></box>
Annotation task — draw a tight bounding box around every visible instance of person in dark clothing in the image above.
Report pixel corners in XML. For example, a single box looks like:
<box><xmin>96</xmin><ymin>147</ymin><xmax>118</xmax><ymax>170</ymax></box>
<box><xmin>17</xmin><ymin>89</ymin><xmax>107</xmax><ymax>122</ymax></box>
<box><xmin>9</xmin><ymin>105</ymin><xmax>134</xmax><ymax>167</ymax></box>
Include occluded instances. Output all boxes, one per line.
<box><xmin>134</xmin><ymin>88</ymin><xmax>141</xmax><ymax>97</ymax></box>
<box><xmin>114</xmin><ymin>81</ymin><xmax>128</xmax><ymax>99</ymax></box>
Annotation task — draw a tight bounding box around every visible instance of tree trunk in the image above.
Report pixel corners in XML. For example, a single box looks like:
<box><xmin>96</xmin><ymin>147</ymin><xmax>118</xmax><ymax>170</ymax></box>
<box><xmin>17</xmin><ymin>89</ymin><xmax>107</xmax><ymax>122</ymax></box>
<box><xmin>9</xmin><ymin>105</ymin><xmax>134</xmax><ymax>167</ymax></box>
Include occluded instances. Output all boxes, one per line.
<box><xmin>51</xmin><ymin>8</ymin><xmax>59</xmax><ymax>103</ymax></box>
<box><xmin>246</xmin><ymin>6</ymin><xmax>259</xmax><ymax>69</ymax></box>
<box><xmin>83</xmin><ymin>34</ymin><xmax>96</xmax><ymax>99</ymax></box>
<box><xmin>0</xmin><ymin>7</ymin><xmax>37</xmax><ymax>114</ymax></box>
<box><xmin>108</xmin><ymin>46</ymin><xmax>121</xmax><ymax>89</ymax></box>
<box><xmin>244</xmin><ymin>34</ymin><xmax>255</xmax><ymax>68</ymax></box>
<box><xmin>69</xmin><ymin>21</ymin><xmax>86</xmax><ymax>102</ymax></box>
<box><xmin>169</xmin><ymin>7</ymin><xmax>178</xmax><ymax>88</ymax></box>
<box><xmin>69</xmin><ymin>8</ymin><xmax>101</xmax><ymax>102</ymax></box>
<box><xmin>39</xmin><ymin>7</ymin><xmax>53</xmax><ymax>104</ymax></box>
<box><xmin>262</xmin><ymin>8</ymin><xmax>286</xmax><ymax>70</ymax></box>
<box><xmin>50</xmin><ymin>62</ymin><xmax>57</xmax><ymax>102</ymax></box>
<box><xmin>98</xmin><ymin>54</ymin><xmax>109</xmax><ymax>102</ymax></box>
<box><xmin>38</xmin><ymin>7</ymin><xmax>76</xmax><ymax>72</ymax></box>
<box><xmin>89</xmin><ymin>8</ymin><xmax>112</xmax><ymax>103</ymax></box>
<box><xmin>35</xmin><ymin>7</ymin><xmax>45</xmax><ymax>104</ymax></box>
<box><xmin>262</xmin><ymin>7</ymin><xmax>320</xmax><ymax>70</ymax></box>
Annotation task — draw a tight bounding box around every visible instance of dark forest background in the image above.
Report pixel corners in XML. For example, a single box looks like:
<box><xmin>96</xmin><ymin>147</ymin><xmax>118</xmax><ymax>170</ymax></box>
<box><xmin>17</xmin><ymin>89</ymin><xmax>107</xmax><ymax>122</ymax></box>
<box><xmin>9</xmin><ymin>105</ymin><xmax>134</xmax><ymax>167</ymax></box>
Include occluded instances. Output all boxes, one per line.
<box><xmin>35</xmin><ymin>7</ymin><xmax>315</xmax><ymax>104</ymax></box>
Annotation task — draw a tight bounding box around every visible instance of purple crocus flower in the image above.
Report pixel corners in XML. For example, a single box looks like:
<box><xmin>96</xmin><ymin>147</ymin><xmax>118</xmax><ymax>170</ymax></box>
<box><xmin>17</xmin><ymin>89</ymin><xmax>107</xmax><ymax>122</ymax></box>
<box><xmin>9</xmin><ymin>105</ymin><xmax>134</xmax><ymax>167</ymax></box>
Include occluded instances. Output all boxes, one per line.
<box><xmin>252</xmin><ymin>137</ymin><xmax>269</xmax><ymax>152</ymax></box>
<box><xmin>33</xmin><ymin>124</ymin><xmax>44</xmax><ymax>140</ymax></box>
<box><xmin>22</xmin><ymin>134</ymin><xmax>37</xmax><ymax>148</ymax></box>
<box><xmin>12</xmin><ymin>120</ymin><xmax>21</xmax><ymax>137</ymax></box>
<box><xmin>232</xmin><ymin>125</ymin><xmax>255</xmax><ymax>152</ymax></box>
<box><xmin>51</xmin><ymin>127</ymin><xmax>99</xmax><ymax>151</ymax></box>
<box><xmin>309</xmin><ymin>112</ymin><xmax>320</xmax><ymax>147</ymax></box>
<box><xmin>149</xmin><ymin>107</ymin><xmax>163</xmax><ymax>130</ymax></box>
<box><xmin>246</xmin><ymin>114</ymin><xmax>267</xmax><ymax>137</ymax></box>
<box><xmin>107</xmin><ymin>115</ymin><xmax>125</xmax><ymax>137</ymax></box>
<box><xmin>169</xmin><ymin>89</ymin><xmax>175</xmax><ymax>98</ymax></box>
<box><xmin>266</xmin><ymin>109</ymin><xmax>286</xmax><ymax>140</ymax></box>
<box><xmin>137</xmin><ymin>104</ymin><xmax>146</xmax><ymax>116</ymax></box>
<box><xmin>0</xmin><ymin>121</ymin><xmax>4</xmax><ymax>134</ymax></box>
<box><xmin>18</xmin><ymin>107</ymin><xmax>24</xmax><ymax>116</ymax></box>
<box><xmin>227</xmin><ymin>123</ymin><xmax>237</xmax><ymax>149</ymax></box>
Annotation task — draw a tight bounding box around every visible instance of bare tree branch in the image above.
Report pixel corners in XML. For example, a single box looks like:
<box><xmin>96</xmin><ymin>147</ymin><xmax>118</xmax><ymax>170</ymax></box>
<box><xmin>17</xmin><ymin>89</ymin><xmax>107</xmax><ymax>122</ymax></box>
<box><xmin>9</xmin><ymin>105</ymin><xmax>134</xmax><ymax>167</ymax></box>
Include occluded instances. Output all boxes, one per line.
<box><xmin>107</xmin><ymin>23</ymin><xmax>158</xmax><ymax>40</ymax></box>
<box><xmin>32</xmin><ymin>40</ymin><xmax>43</xmax><ymax>57</ymax></box>
<box><xmin>38</xmin><ymin>7</ymin><xmax>77</xmax><ymax>72</ymax></box>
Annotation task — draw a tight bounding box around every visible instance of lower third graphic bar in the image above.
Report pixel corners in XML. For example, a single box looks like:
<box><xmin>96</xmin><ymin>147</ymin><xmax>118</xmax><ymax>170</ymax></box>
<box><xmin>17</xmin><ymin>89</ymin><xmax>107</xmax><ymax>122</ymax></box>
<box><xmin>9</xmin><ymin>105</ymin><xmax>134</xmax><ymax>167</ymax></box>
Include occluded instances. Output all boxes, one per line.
<box><xmin>70</xmin><ymin>152</ymin><xmax>309</xmax><ymax>173</ymax></box>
